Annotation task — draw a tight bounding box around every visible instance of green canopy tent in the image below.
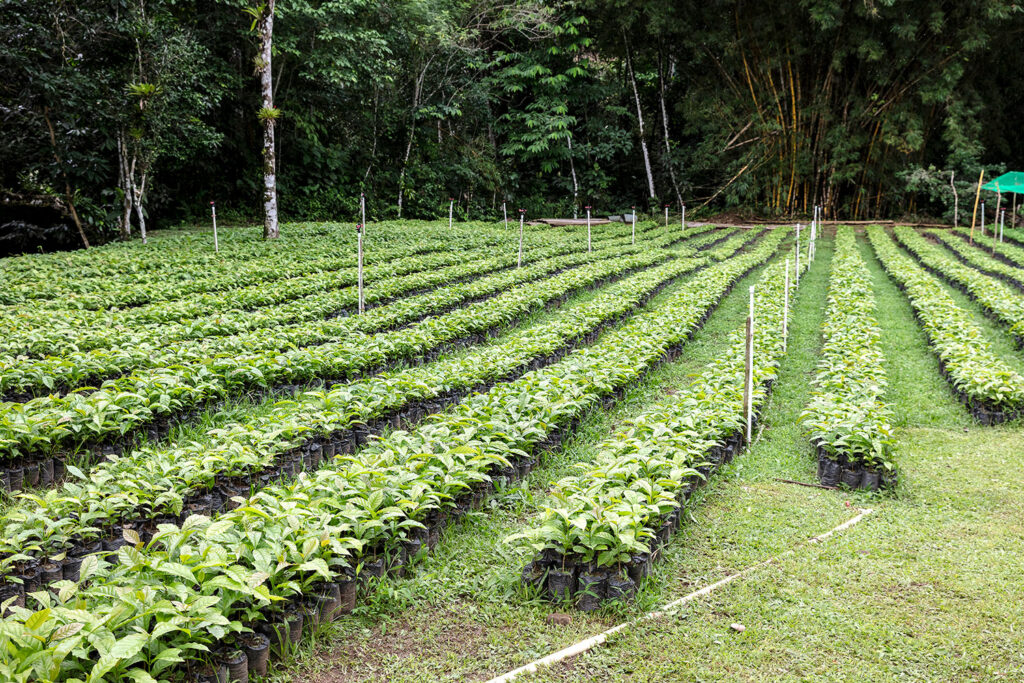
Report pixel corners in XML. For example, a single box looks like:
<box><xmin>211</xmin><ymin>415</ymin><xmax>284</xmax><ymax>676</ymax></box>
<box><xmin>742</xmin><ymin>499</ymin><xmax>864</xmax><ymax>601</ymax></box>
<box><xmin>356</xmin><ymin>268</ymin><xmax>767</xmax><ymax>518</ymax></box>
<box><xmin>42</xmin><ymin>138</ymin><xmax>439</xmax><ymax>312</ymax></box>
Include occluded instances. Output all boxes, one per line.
<box><xmin>982</xmin><ymin>172</ymin><xmax>1024</xmax><ymax>229</ymax></box>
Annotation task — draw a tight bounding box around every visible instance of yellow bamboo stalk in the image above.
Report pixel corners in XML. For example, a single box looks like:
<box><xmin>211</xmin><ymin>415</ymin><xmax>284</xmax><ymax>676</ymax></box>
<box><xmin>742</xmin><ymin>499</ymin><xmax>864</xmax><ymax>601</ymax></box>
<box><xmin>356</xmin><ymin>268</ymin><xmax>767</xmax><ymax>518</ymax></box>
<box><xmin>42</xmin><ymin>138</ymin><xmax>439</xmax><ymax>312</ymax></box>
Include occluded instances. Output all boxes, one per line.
<box><xmin>969</xmin><ymin>170</ymin><xmax>985</xmax><ymax>245</ymax></box>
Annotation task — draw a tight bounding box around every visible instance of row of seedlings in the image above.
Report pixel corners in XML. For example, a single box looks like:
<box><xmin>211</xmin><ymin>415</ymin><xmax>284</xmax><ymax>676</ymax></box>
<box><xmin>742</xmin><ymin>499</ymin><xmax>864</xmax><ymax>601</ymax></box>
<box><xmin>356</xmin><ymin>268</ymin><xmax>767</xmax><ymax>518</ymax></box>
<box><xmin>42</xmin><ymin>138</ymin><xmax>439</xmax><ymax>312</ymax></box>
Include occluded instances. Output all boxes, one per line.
<box><xmin>800</xmin><ymin>228</ymin><xmax>896</xmax><ymax>490</ymax></box>
<box><xmin>868</xmin><ymin>226</ymin><xmax>1024</xmax><ymax>423</ymax></box>
<box><xmin>952</xmin><ymin>227</ymin><xmax>1024</xmax><ymax>270</ymax></box>
<box><xmin>0</xmin><ymin>232</ymin><xmax>788</xmax><ymax>682</ymax></box>
<box><xmin>512</xmin><ymin>243</ymin><xmax>808</xmax><ymax>610</ymax></box>
<box><xmin>0</xmin><ymin>222</ymin><xmax>511</xmax><ymax>309</ymax></box>
<box><xmin>0</xmin><ymin>242</ymin><xmax>738</xmax><ymax>592</ymax></box>
<box><xmin>892</xmin><ymin>226</ymin><xmax>1024</xmax><ymax>344</ymax></box>
<box><xmin>928</xmin><ymin>229</ymin><xmax>1024</xmax><ymax>290</ymax></box>
<box><xmin>0</xmin><ymin>228</ymin><xmax>673</xmax><ymax>398</ymax></box>
<box><xmin>0</xmin><ymin>247</ymin><xmax>681</xmax><ymax>487</ymax></box>
<box><xmin>0</xmin><ymin>222</ymin><xmax>668</xmax><ymax>358</ymax></box>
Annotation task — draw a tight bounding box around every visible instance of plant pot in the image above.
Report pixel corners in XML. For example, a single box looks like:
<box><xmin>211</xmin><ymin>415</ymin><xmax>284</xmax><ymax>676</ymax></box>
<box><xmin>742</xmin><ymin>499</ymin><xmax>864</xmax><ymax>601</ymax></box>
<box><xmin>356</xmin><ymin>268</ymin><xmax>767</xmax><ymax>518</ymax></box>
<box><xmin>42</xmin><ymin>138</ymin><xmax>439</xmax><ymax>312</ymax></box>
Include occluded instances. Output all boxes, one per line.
<box><xmin>839</xmin><ymin>467</ymin><xmax>862</xmax><ymax>489</ymax></box>
<box><xmin>575</xmin><ymin>572</ymin><xmax>607</xmax><ymax>612</ymax></box>
<box><xmin>195</xmin><ymin>662</ymin><xmax>229</xmax><ymax>683</ymax></box>
<box><xmin>334</xmin><ymin>577</ymin><xmax>356</xmax><ymax>615</ymax></box>
<box><xmin>362</xmin><ymin>558</ymin><xmax>385</xmax><ymax>579</ymax></box>
<box><xmin>312</xmin><ymin>582</ymin><xmax>342</xmax><ymax>622</ymax></box>
<box><xmin>520</xmin><ymin>561</ymin><xmax>546</xmax><ymax>591</ymax></box>
<box><xmin>0</xmin><ymin>582</ymin><xmax>24</xmax><ymax>616</ymax></box>
<box><xmin>605</xmin><ymin>574</ymin><xmax>637</xmax><ymax>602</ymax></box>
<box><xmin>62</xmin><ymin>556</ymin><xmax>84</xmax><ymax>582</ymax></box>
<box><xmin>240</xmin><ymin>632</ymin><xmax>270</xmax><ymax>678</ymax></box>
<box><xmin>7</xmin><ymin>467</ymin><xmax>23</xmax><ymax>492</ymax></box>
<box><xmin>217</xmin><ymin>648</ymin><xmax>248</xmax><ymax>683</ymax></box>
<box><xmin>819</xmin><ymin>458</ymin><xmax>841</xmax><ymax>487</ymax></box>
<box><xmin>546</xmin><ymin>568</ymin><xmax>576</xmax><ymax>602</ymax></box>
<box><xmin>23</xmin><ymin>461</ymin><xmax>40</xmax><ymax>488</ymax></box>
<box><xmin>40</xmin><ymin>561</ymin><xmax>63</xmax><ymax>585</ymax></box>
<box><xmin>860</xmin><ymin>470</ymin><xmax>882</xmax><ymax>491</ymax></box>
<box><xmin>38</xmin><ymin>458</ymin><xmax>55</xmax><ymax>488</ymax></box>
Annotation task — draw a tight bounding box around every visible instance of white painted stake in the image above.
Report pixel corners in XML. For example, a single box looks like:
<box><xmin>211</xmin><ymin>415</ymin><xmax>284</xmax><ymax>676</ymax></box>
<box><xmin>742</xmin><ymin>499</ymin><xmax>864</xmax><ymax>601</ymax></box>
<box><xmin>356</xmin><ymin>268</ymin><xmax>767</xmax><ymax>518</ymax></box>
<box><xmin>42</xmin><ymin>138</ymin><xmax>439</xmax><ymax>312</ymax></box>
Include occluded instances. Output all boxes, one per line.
<box><xmin>783</xmin><ymin>258</ymin><xmax>790</xmax><ymax>352</ymax></box>
<box><xmin>360</xmin><ymin>193</ymin><xmax>366</xmax><ymax>235</ymax></box>
<box><xmin>795</xmin><ymin>224</ymin><xmax>801</xmax><ymax>286</ymax></box>
<box><xmin>681</xmin><ymin>203</ymin><xmax>686</xmax><ymax>231</ymax></box>
<box><xmin>664</xmin><ymin>204</ymin><xmax>669</xmax><ymax>227</ymax></box>
<box><xmin>631</xmin><ymin>207</ymin><xmax>636</xmax><ymax>244</ymax></box>
<box><xmin>357</xmin><ymin>226</ymin><xmax>364</xmax><ymax>314</ymax></box>
<box><xmin>517</xmin><ymin>210</ymin><xmax>525</xmax><ymax>268</ymax></box>
<box><xmin>210</xmin><ymin>201</ymin><xmax>219</xmax><ymax>253</ymax></box>
<box><xmin>1001</xmin><ymin>209</ymin><xmax>1005</xmax><ymax>243</ymax></box>
<box><xmin>586</xmin><ymin>206</ymin><xmax>592</xmax><ymax>253</ymax></box>
<box><xmin>981</xmin><ymin>202</ymin><xmax>986</xmax><ymax>236</ymax></box>
<box><xmin>502</xmin><ymin>202</ymin><xmax>508</xmax><ymax>231</ymax></box>
<box><xmin>448</xmin><ymin>198</ymin><xmax>454</xmax><ymax>230</ymax></box>
<box><xmin>744</xmin><ymin>285</ymin><xmax>755</xmax><ymax>443</ymax></box>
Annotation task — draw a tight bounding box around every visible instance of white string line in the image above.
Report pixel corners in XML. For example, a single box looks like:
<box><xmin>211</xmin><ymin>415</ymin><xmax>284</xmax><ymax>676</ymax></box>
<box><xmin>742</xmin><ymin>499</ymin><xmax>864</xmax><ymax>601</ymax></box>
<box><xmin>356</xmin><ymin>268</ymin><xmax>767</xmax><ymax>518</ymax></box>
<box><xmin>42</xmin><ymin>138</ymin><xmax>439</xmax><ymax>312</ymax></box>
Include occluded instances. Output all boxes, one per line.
<box><xmin>485</xmin><ymin>508</ymin><xmax>875</xmax><ymax>683</ymax></box>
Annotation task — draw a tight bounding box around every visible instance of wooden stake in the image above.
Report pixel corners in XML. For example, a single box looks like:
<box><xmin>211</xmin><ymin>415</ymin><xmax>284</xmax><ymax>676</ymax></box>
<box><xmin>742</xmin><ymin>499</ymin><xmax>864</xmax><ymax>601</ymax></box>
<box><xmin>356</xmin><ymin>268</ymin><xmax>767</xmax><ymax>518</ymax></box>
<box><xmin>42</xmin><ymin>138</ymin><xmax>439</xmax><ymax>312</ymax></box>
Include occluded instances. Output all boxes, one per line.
<box><xmin>361</xmin><ymin>193</ymin><xmax>366</xmax><ymax>236</ymax></box>
<box><xmin>586</xmin><ymin>206</ymin><xmax>592</xmax><ymax>253</ymax></box>
<box><xmin>681</xmin><ymin>203</ymin><xmax>686</xmax><ymax>231</ymax></box>
<box><xmin>969</xmin><ymin>170</ymin><xmax>985</xmax><ymax>245</ymax></box>
<box><xmin>357</xmin><ymin>226</ymin><xmax>364</xmax><ymax>314</ymax></box>
<box><xmin>631</xmin><ymin>207</ymin><xmax>636</xmax><ymax>244</ymax></box>
<box><xmin>210</xmin><ymin>201</ymin><xmax>219</xmax><ymax>253</ymax></box>
<box><xmin>503</xmin><ymin>202</ymin><xmax>508</xmax><ymax>231</ymax></box>
<box><xmin>744</xmin><ymin>285</ymin><xmax>755</xmax><ymax>444</ymax></box>
<box><xmin>449</xmin><ymin>198</ymin><xmax>454</xmax><ymax>230</ymax></box>
<box><xmin>518</xmin><ymin>209</ymin><xmax>525</xmax><ymax>268</ymax></box>
<box><xmin>950</xmin><ymin>171</ymin><xmax>959</xmax><ymax>227</ymax></box>
<box><xmin>664</xmin><ymin>204</ymin><xmax>669</xmax><ymax>227</ymax></box>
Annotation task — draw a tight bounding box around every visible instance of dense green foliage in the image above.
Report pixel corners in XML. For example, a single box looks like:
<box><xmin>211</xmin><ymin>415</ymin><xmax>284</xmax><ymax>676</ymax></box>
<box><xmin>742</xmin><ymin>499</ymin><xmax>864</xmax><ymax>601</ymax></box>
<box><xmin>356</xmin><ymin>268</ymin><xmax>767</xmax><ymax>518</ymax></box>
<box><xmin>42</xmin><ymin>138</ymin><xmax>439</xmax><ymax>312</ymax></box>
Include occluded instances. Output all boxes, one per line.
<box><xmin>1</xmin><ymin>0</ymin><xmax>1022</xmax><ymax>241</ymax></box>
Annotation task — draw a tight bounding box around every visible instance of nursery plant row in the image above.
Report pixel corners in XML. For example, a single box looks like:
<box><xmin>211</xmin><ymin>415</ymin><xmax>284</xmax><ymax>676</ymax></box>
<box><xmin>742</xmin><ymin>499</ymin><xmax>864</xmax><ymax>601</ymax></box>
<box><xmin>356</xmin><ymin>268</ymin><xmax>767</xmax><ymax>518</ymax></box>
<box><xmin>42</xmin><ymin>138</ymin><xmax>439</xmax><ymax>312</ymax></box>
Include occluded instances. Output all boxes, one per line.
<box><xmin>512</xmin><ymin>240</ymin><xmax>807</xmax><ymax>609</ymax></box>
<box><xmin>928</xmin><ymin>229</ymin><xmax>1024</xmax><ymax>290</ymax></box>
<box><xmin>800</xmin><ymin>228</ymin><xmax>895</xmax><ymax>489</ymax></box>
<box><xmin>0</xmin><ymin>229</ymin><xmax>789</xmax><ymax>682</ymax></box>
<box><xmin>0</xmin><ymin>223</ymin><xmax>663</xmax><ymax>358</ymax></box>
<box><xmin>0</xmin><ymin>223</ymin><xmax>511</xmax><ymax>309</ymax></box>
<box><xmin>0</xmin><ymin>235</ymin><xmax>760</xmax><ymax>584</ymax></box>
<box><xmin>0</xmin><ymin>244</ymin><xmax>689</xmax><ymax>465</ymax></box>
<box><xmin>892</xmin><ymin>226</ymin><xmax>1024</xmax><ymax>345</ymax></box>
<box><xmin>0</xmin><ymin>228</ymin><xmax>684</xmax><ymax>398</ymax></box>
<box><xmin>951</xmin><ymin>227</ymin><xmax>1024</xmax><ymax>270</ymax></box>
<box><xmin>868</xmin><ymin>226</ymin><xmax>1024</xmax><ymax>422</ymax></box>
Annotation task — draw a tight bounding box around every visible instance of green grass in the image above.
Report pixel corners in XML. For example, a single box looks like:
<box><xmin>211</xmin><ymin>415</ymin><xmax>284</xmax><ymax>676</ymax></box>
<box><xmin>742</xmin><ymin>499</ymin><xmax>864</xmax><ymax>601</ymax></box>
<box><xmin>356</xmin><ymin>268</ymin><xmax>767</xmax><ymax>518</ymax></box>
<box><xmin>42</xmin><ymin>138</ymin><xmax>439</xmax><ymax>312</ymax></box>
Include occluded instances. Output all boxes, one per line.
<box><xmin>275</xmin><ymin>232</ymin><xmax>1024</xmax><ymax>682</ymax></box>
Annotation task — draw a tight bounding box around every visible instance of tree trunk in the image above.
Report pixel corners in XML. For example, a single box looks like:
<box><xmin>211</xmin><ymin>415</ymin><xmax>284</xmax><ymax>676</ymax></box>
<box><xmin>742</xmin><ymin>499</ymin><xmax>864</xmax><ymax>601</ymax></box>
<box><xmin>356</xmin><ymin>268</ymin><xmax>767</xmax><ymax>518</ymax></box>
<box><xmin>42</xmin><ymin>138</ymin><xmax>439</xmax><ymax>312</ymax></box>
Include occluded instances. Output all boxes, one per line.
<box><xmin>624</xmin><ymin>35</ymin><xmax>656</xmax><ymax>202</ymax></box>
<box><xmin>132</xmin><ymin>163</ymin><xmax>149</xmax><ymax>244</ymax></box>
<box><xmin>117</xmin><ymin>131</ymin><xmax>133</xmax><ymax>239</ymax></box>
<box><xmin>397</xmin><ymin>62</ymin><xmax>428</xmax><ymax>219</ymax></box>
<box><xmin>567</xmin><ymin>135</ymin><xmax>579</xmax><ymax>219</ymax></box>
<box><xmin>657</xmin><ymin>52</ymin><xmax>683</xmax><ymax>208</ymax></box>
<box><xmin>43</xmin><ymin>107</ymin><xmax>89</xmax><ymax>248</ymax></box>
<box><xmin>259</xmin><ymin>0</ymin><xmax>279</xmax><ymax>239</ymax></box>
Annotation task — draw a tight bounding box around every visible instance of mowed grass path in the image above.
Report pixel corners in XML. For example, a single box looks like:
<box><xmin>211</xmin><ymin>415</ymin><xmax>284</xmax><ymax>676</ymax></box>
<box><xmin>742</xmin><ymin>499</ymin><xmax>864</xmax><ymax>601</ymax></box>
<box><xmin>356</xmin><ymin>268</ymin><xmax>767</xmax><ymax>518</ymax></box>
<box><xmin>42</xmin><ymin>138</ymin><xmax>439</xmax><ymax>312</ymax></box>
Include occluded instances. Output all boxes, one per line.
<box><xmin>281</xmin><ymin>232</ymin><xmax>1024</xmax><ymax>682</ymax></box>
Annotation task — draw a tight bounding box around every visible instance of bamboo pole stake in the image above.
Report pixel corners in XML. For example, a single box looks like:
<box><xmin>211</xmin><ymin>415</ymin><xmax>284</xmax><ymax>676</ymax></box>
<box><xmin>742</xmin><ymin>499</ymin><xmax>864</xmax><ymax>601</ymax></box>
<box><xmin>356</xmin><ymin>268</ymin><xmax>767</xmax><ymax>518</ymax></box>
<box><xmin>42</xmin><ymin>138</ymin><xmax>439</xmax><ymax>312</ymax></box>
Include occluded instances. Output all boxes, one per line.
<box><xmin>744</xmin><ymin>285</ymin><xmax>755</xmax><ymax>444</ymax></box>
<box><xmin>969</xmin><ymin>170</ymin><xmax>984</xmax><ymax>245</ymax></box>
<box><xmin>210</xmin><ymin>201</ymin><xmax>219</xmax><ymax>253</ymax></box>
<box><xmin>518</xmin><ymin>209</ymin><xmax>525</xmax><ymax>268</ymax></box>
<box><xmin>783</xmin><ymin>259</ymin><xmax>790</xmax><ymax>353</ymax></box>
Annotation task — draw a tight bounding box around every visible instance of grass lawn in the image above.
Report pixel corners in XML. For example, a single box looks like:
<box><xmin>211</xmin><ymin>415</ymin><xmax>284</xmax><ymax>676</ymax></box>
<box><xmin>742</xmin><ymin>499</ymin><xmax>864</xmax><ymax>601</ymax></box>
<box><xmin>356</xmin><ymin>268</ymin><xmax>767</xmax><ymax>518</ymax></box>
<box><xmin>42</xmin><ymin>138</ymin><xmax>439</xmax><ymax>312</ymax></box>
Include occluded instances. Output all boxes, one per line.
<box><xmin>274</xmin><ymin>231</ymin><xmax>1024</xmax><ymax>682</ymax></box>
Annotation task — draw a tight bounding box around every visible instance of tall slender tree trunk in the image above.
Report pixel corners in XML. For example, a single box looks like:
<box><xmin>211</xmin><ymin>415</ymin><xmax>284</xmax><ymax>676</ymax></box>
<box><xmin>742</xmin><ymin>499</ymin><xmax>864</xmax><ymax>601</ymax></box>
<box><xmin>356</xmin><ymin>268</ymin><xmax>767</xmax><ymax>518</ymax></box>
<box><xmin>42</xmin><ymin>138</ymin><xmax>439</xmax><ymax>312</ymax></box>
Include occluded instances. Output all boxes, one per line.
<box><xmin>567</xmin><ymin>135</ymin><xmax>579</xmax><ymax>218</ymax></box>
<box><xmin>259</xmin><ymin>0</ymin><xmax>279</xmax><ymax>239</ymax></box>
<box><xmin>657</xmin><ymin>52</ymin><xmax>683</xmax><ymax>208</ymax></box>
<box><xmin>43</xmin><ymin>107</ymin><xmax>89</xmax><ymax>248</ymax></box>
<box><xmin>624</xmin><ymin>35</ymin><xmax>656</xmax><ymax>202</ymax></box>
<box><xmin>397</xmin><ymin>62</ymin><xmax>428</xmax><ymax>219</ymax></box>
<box><xmin>117</xmin><ymin>131</ymin><xmax>133</xmax><ymax>239</ymax></box>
